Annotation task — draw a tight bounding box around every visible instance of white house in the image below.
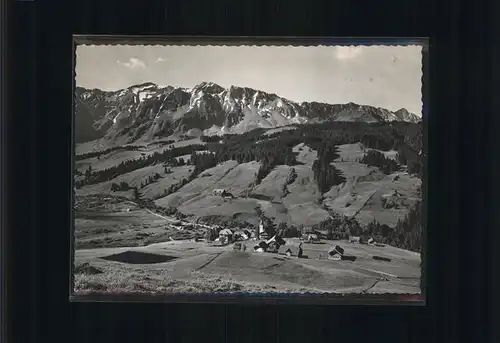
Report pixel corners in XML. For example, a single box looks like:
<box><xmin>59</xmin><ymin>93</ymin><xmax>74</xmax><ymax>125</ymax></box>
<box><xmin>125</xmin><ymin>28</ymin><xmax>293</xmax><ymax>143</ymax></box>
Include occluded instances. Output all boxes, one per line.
<box><xmin>349</xmin><ymin>236</ymin><xmax>360</xmax><ymax>243</ymax></box>
<box><xmin>212</xmin><ymin>188</ymin><xmax>226</xmax><ymax>196</ymax></box>
<box><xmin>212</xmin><ymin>188</ymin><xmax>233</xmax><ymax>198</ymax></box>
<box><xmin>218</xmin><ymin>228</ymin><xmax>234</xmax><ymax>244</ymax></box>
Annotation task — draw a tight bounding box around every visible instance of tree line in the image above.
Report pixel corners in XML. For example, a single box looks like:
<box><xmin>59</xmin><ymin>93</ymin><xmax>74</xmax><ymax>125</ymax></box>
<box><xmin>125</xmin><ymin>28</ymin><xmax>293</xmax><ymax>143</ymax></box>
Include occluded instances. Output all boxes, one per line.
<box><xmin>140</xmin><ymin>173</ymin><xmax>162</xmax><ymax>189</ymax></box>
<box><xmin>281</xmin><ymin>167</ymin><xmax>298</xmax><ymax>197</ymax></box>
<box><xmin>312</xmin><ymin>143</ymin><xmax>346</xmax><ymax>193</ymax></box>
<box><xmin>75</xmin><ymin>145</ymin><xmax>144</xmax><ymax>161</ymax></box>
<box><xmin>76</xmin><ymin>121</ymin><xmax>423</xmax><ymax>196</ymax></box>
<box><xmin>202</xmin><ymin>121</ymin><xmax>422</xmax><ymax>180</ymax></box>
<box><xmin>271</xmin><ymin>200</ymin><xmax>423</xmax><ymax>254</ymax></box>
<box><xmin>74</xmin><ymin>144</ymin><xmax>206</xmax><ymax>188</ymax></box>
<box><xmin>110</xmin><ymin>181</ymin><xmax>132</xmax><ymax>192</ymax></box>
<box><xmin>360</xmin><ymin>150</ymin><xmax>400</xmax><ymax>174</ymax></box>
<box><xmin>251</xmin><ymin>200</ymin><xmax>422</xmax><ymax>254</ymax></box>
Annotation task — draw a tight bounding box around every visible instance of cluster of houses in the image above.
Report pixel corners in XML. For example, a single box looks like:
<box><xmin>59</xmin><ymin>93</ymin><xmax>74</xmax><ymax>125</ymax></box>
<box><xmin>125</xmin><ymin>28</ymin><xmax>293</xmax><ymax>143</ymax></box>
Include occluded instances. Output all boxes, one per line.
<box><xmin>238</xmin><ymin>234</ymin><xmax>305</xmax><ymax>258</ymax></box>
<box><xmin>205</xmin><ymin>220</ymin><xmax>304</xmax><ymax>257</ymax></box>
<box><xmin>202</xmin><ymin>214</ymin><xmax>386</xmax><ymax>262</ymax></box>
<box><xmin>204</xmin><ymin>220</ymin><xmax>355</xmax><ymax>261</ymax></box>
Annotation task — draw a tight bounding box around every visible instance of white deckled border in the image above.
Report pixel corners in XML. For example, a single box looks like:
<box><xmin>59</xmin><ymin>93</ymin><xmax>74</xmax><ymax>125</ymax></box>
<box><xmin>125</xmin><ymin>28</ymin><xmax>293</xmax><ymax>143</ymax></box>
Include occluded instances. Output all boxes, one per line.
<box><xmin>73</xmin><ymin>35</ymin><xmax>428</xmax><ymax>48</ymax></box>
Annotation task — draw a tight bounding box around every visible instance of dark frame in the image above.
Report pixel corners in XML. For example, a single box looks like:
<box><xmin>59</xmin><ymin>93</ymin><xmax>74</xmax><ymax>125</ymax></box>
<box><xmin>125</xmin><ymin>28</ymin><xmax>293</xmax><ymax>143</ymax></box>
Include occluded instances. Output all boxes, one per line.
<box><xmin>69</xmin><ymin>35</ymin><xmax>429</xmax><ymax>305</ymax></box>
<box><xmin>0</xmin><ymin>0</ymin><xmax>9</xmax><ymax>340</ymax></box>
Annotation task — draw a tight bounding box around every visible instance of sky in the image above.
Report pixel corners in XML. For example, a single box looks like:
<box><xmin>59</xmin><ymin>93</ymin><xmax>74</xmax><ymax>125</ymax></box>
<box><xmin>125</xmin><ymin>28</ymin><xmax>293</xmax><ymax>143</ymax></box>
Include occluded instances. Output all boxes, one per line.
<box><xmin>75</xmin><ymin>44</ymin><xmax>423</xmax><ymax>115</ymax></box>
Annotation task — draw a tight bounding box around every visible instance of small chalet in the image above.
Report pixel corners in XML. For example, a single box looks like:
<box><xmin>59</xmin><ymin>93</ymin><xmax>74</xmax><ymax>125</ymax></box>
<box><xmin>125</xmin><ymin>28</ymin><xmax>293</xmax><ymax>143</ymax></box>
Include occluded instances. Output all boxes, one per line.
<box><xmin>253</xmin><ymin>241</ymin><xmax>269</xmax><ymax>252</ymax></box>
<box><xmin>218</xmin><ymin>228</ymin><xmax>233</xmax><ymax>243</ymax></box>
<box><xmin>349</xmin><ymin>236</ymin><xmax>361</xmax><ymax>243</ymax></box>
<box><xmin>212</xmin><ymin>188</ymin><xmax>233</xmax><ymax>198</ymax></box>
<box><xmin>306</xmin><ymin>233</ymin><xmax>320</xmax><ymax>243</ymax></box>
<box><xmin>233</xmin><ymin>230</ymin><xmax>250</xmax><ymax>241</ymax></box>
<box><xmin>233</xmin><ymin>242</ymin><xmax>247</xmax><ymax>252</ymax></box>
<box><xmin>278</xmin><ymin>244</ymin><xmax>303</xmax><ymax>258</ymax></box>
<box><xmin>265</xmin><ymin>235</ymin><xmax>286</xmax><ymax>253</ymax></box>
<box><xmin>328</xmin><ymin>245</ymin><xmax>345</xmax><ymax>260</ymax></box>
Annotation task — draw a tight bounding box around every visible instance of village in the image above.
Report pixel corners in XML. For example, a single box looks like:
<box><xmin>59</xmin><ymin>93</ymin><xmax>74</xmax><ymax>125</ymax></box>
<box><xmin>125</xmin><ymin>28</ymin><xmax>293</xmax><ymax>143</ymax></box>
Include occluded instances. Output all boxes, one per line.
<box><xmin>73</xmin><ymin>184</ymin><xmax>422</xmax><ymax>296</ymax></box>
<box><xmin>133</xmin><ymin>187</ymin><xmax>387</xmax><ymax>264</ymax></box>
<box><xmin>72</xmin><ymin>163</ymin><xmax>422</xmax><ymax>294</ymax></box>
<box><xmin>76</xmin><ymin>186</ymin><xmax>398</xmax><ymax>264</ymax></box>
<box><xmin>201</xmin><ymin>217</ymin><xmax>387</xmax><ymax>263</ymax></box>
<box><xmin>73</xmin><ymin>195</ymin><xmax>421</xmax><ymax>294</ymax></box>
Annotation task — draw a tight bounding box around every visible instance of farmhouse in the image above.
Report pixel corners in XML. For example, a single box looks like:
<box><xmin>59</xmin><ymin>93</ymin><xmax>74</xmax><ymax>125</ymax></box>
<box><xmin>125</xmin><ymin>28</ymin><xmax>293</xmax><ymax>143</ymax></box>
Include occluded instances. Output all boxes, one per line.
<box><xmin>306</xmin><ymin>233</ymin><xmax>320</xmax><ymax>243</ymax></box>
<box><xmin>218</xmin><ymin>228</ymin><xmax>233</xmax><ymax>244</ymax></box>
<box><xmin>328</xmin><ymin>245</ymin><xmax>345</xmax><ymax>260</ymax></box>
<box><xmin>254</xmin><ymin>241</ymin><xmax>269</xmax><ymax>253</ymax></box>
<box><xmin>278</xmin><ymin>244</ymin><xmax>303</xmax><ymax>258</ymax></box>
<box><xmin>233</xmin><ymin>242</ymin><xmax>247</xmax><ymax>251</ymax></box>
<box><xmin>212</xmin><ymin>188</ymin><xmax>233</xmax><ymax>198</ymax></box>
<box><xmin>266</xmin><ymin>235</ymin><xmax>286</xmax><ymax>246</ymax></box>
<box><xmin>265</xmin><ymin>235</ymin><xmax>286</xmax><ymax>253</ymax></box>
<box><xmin>233</xmin><ymin>230</ymin><xmax>250</xmax><ymax>241</ymax></box>
<box><xmin>349</xmin><ymin>236</ymin><xmax>360</xmax><ymax>243</ymax></box>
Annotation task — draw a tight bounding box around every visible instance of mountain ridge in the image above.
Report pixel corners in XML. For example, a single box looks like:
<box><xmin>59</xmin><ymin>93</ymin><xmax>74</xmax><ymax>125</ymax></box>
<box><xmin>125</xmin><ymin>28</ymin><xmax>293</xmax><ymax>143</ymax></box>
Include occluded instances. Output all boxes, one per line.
<box><xmin>74</xmin><ymin>82</ymin><xmax>421</xmax><ymax>144</ymax></box>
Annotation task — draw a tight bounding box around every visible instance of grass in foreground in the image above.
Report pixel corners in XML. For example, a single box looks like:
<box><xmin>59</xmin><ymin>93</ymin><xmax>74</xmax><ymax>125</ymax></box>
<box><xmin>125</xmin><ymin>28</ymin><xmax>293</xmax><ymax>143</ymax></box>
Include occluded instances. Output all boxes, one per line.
<box><xmin>73</xmin><ymin>261</ymin><xmax>314</xmax><ymax>295</ymax></box>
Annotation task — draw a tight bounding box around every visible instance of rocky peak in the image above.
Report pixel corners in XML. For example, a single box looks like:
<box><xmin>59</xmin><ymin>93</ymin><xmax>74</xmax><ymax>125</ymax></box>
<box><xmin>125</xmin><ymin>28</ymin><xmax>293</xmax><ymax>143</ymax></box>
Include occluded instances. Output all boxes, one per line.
<box><xmin>193</xmin><ymin>82</ymin><xmax>225</xmax><ymax>94</ymax></box>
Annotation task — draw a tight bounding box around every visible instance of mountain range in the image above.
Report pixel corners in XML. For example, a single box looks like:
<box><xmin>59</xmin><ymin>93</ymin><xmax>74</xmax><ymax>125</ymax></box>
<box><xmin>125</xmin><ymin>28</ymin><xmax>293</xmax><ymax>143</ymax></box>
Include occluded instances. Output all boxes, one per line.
<box><xmin>74</xmin><ymin>81</ymin><xmax>421</xmax><ymax>144</ymax></box>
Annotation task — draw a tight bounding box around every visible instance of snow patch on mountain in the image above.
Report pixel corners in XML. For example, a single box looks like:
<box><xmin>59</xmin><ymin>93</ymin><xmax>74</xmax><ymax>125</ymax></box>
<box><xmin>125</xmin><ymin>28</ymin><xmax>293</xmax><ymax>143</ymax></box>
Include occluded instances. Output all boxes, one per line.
<box><xmin>74</xmin><ymin>82</ymin><xmax>421</xmax><ymax>144</ymax></box>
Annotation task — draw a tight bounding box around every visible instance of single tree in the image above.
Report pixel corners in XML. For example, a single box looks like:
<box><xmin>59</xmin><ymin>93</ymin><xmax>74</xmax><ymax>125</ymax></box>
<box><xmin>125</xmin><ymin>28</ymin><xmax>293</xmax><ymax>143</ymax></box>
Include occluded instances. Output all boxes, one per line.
<box><xmin>133</xmin><ymin>187</ymin><xmax>141</xmax><ymax>201</ymax></box>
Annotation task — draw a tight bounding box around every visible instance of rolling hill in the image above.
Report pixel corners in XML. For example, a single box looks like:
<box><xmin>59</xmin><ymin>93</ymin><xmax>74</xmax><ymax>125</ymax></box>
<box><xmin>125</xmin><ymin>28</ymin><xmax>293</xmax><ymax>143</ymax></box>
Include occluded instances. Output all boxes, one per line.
<box><xmin>75</xmin><ymin>120</ymin><xmax>423</xmax><ymax>236</ymax></box>
<box><xmin>73</xmin><ymin>83</ymin><xmax>425</xmax><ymax>295</ymax></box>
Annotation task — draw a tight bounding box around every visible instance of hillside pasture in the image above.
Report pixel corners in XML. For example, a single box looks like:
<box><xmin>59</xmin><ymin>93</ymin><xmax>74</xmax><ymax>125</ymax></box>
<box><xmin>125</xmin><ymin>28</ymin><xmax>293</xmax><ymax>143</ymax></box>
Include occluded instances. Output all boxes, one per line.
<box><xmin>76</xmin><ymin>165</ymin><xmax>192</xmax><ymax>199</ymax></box>
<box><xmin>73</xmin><ymin>238</ymin><xmax>421</xmax><ymax>294</ymax></box>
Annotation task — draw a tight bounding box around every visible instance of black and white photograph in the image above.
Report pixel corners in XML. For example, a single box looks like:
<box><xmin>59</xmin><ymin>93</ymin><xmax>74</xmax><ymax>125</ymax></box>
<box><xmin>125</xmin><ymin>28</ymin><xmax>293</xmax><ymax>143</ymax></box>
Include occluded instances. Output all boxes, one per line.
<box><xmin>72</xmin><ymin>40</ymin><xmax>425</xmax><ymax>298</ymax></box>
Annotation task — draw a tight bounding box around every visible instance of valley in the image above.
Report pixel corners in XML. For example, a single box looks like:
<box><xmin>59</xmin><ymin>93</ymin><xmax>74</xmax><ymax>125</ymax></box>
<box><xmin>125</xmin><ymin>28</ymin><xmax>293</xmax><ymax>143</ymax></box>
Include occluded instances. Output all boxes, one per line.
<box><xmin>73</xmin><ymin>81</ymin><xmax>424</xmax><ymax>295</ymax></box>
